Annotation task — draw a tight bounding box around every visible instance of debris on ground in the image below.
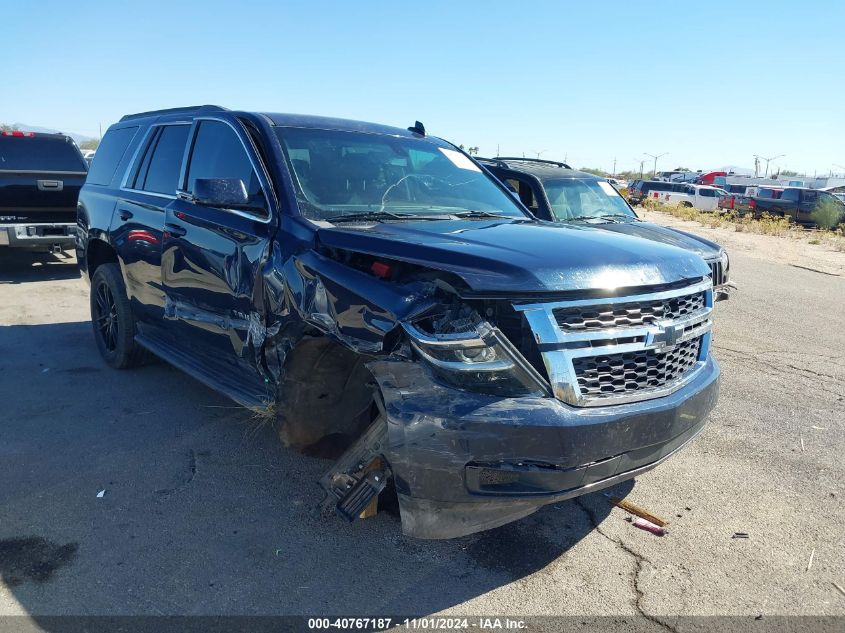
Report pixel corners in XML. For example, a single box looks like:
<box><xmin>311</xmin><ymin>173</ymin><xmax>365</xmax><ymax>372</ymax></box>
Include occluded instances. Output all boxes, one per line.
<box><xmin>807</xmin><ymin>549</ymin><xmax>815</xmax><ymax>571</ymax></box>
<box><xmin>604</xmin><ymin>494</ymin><xmax>669</xmax><ymax>527</ymax></box>
<box><xmin>833</xmin><ymin>582</ymin><xmax>845</xmax><ymax>598</ymax></box>
<box><xmin>732</xmin><ymin>532</ymin><xmax>750</xmax><ymax>539</ymax></box>
<box><xmin>631</xmin><ymin>518</ymin><xmax>668</xmax><ymax>536</ymax></box>
<box><xmin>96</xmin><ymin>490</ymin><xmax>105</xmax><ymax>498</ymax></box>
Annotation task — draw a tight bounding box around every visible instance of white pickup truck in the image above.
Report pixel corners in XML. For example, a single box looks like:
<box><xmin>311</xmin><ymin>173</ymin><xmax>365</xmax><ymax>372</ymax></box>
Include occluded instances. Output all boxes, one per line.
<box><xmin>649</xmin><ymin>184</ymin><xmax>729</xmax><ymax>211</ymax></box>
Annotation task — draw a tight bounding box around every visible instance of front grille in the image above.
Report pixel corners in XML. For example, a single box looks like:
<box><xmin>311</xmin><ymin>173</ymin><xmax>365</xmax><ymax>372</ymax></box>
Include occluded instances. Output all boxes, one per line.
<box><xmin>554</xmin><ymin>292</ymin><xmax>705</xmax><ymax>331</ymax></box>
<box><xmin>514</xmin><ymin>279</ymin><xmax>713</xmax><ymax>406</ymax></box>
<box><xmin>573</xmin><ymin>337</ymin><xmax>702</xmax><ymax>399</ymax></box>
<box><xmin>709</xmin><ymin>261</ymin><xmax>724</xmax><ymax>286</ymax></box>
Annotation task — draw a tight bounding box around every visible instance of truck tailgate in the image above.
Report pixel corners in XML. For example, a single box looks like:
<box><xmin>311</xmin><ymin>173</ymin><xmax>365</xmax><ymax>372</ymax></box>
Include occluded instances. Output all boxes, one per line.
<box><xmin>0</xmin><ymin>171</ymin><xmax>87</xmax><ymax>224</ymax></box>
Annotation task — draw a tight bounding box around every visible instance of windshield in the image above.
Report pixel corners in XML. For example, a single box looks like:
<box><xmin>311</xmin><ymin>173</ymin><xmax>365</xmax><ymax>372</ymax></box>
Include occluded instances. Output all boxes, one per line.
<box><xmin>274</xmin><ymin>127</ymin><xmax>527</xmax><ymax>221</ymax></box>
<box><xmin>543</xmin><ymin>178</ymin><xmax>636</xmax><ymax>221</ymax></box>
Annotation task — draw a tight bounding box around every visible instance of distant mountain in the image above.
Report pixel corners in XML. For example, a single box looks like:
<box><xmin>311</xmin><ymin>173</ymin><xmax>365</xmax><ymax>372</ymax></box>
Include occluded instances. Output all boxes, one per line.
<box><xmin>718</xmin><ymin>165</ymin><xmax>754</xmax><ymax>176</ymax></box>
<box><xmin>11</xmin><ymin>123</ymin><xmax>97</xmax><ymax>144</ymax></box>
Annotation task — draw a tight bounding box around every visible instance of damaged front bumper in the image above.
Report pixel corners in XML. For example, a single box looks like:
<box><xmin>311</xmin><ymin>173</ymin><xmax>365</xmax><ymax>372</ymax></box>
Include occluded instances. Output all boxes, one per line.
<box><xmin>368</xmin><ymin>355</ymin><xmax>719</xmax><ymax>539</ymax></box>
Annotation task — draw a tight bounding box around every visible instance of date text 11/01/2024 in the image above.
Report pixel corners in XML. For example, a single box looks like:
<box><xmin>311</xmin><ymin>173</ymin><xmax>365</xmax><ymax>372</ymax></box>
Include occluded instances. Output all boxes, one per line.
<box><xmin>307</xmin><ymin>617</ymin><xmax>527</xmax><ymax>629</ymax></box>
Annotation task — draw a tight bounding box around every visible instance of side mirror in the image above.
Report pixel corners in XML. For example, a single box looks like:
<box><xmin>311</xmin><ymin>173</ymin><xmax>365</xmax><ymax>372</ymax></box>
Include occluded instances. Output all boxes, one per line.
<box><xmin>193</xmin><ymin>178</ymin><xmax>250</xmax><ymax>209</ymax></box>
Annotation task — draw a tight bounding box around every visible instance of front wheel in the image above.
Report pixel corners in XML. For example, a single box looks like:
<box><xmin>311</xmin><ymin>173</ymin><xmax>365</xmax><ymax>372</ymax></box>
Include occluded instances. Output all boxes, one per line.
<box><xmin>90</xmin><ymin>263</ymin><xmax>146</xmax><ymax>369</ymax></box>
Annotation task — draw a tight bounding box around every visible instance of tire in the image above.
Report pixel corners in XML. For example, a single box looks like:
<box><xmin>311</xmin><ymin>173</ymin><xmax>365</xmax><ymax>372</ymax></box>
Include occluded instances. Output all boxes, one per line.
<box><xmin>90</xmin><ymin>263</ymin><xmax>146</xmax><ymax>369</ymax></box>
<box><xmin>682</xmin><ymin>202</ymin><xmax>693</xmax><ymax>208</ymax></box>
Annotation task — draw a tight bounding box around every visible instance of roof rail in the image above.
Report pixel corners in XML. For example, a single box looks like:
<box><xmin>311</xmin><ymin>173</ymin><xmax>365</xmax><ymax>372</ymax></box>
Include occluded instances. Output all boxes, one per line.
<box><xmin>474</xmin><ymin>156</ymin><xmax>509</xmax><ymax>169</ymax></box>
<box><xmin>119</xmin><ymin>105</ymin><xmax>228</xmax><ymax>122</ymax></box>
<box><xmin>493</xmin><ymin>156</ymin><xmax>572</xmax><ymax>169</ymax></box>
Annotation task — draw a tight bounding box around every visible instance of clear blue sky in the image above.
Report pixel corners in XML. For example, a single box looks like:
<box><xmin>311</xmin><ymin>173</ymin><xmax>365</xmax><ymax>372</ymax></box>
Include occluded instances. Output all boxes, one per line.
<box><xmin>4</xmin><ymin>0</ymin><xmax>844</xmax><ymax>175</ymax></box>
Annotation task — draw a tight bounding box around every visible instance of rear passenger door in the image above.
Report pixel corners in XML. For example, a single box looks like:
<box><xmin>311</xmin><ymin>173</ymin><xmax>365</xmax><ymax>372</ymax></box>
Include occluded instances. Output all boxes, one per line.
<box><xmin>161</xmin><ymin>117</ymin><xmax>275</xmax><ymax>366</ymax></box>
<box><xmin>112</xmin><ymin>123</ymin><xmax>191</xmax><ymax>323</ymax></box>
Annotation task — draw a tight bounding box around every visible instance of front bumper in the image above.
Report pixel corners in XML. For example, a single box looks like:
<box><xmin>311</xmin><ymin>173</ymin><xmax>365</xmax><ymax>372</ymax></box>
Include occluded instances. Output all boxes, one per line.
<box><xmin>0</xmin><ymin>223</ymin><xmax>76</xmax><ymax>248</ymax></box>
<box><xmin>368</xmin><ymin>355</ymin><xmax>719</xmax><ymax>539</ymax></box>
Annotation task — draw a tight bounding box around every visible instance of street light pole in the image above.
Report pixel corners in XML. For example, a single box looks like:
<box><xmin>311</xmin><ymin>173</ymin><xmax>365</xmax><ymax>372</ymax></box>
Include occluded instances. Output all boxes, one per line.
<box><xmin>644</xmin><ymin>152</ymin><xmax>668</xmax><ymax>178</ymax></box>
<box><xmin>754</xmin><ymin>154</ymin><xmax>784</xmax><ymax>178</ymax></box>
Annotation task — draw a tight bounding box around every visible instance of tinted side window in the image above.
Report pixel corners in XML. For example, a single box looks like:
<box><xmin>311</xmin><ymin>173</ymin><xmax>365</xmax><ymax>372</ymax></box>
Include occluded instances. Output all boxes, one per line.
<box><xmin>186</xmin><ymin>120</ymin><xmax>263</xmax><ymax>207</ymax></box>
<box><xmin>780</xmin><ymin>189</ymin><xmax>799</xmax><ymax>202</ymax></box>
<box><xmin>700</xmin><ymin>189</ymin><xmax>715</xmax><ymax>197</ymax></box>
<box><xmin>506</xmin><ymin>177</ymin><xmax>538</xmax><ymax>210</ymax></box>
<box><xmin>87</xmin><ymin>126</ymin><xmax>138</xmax><ymax>186</ymax></box>
<box><xmin>139</xmin><ymin>125</ymin><xmax>189</xmax><ymax>195</ymax></box>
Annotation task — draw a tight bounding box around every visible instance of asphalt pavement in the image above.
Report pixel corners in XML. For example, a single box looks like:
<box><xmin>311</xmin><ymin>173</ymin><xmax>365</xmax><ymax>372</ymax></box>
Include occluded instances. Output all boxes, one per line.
<box><xmin>0</xmin><ymin>231</ymin><xmax>843</xmax><ymax>626</ymax></box>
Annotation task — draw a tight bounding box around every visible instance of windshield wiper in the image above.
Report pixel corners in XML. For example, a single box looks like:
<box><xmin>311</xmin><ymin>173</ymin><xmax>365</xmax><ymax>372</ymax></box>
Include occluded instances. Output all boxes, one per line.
<box><xmin>451</xmin><ymin>210</ymin><xmax>515</xmax><ymax>219</ymax></box>
<box><xmin>327</xmin><ymin>211</ymin><xmax>444</xmax><ymax>224</ymax></box>
<box><xmin>564</xmin><ymin>214</ymin><xmax>638</xmax><ymax>223</ymax></box>
<box><xmin>598</xmin><ymin>213</ymin><xmax>639</xmax><ymax>221</ymax></box>
<box><xmin>565</xmin><ymin>215</ymin><xmax>609</xmax><ymax>223</ymax></box>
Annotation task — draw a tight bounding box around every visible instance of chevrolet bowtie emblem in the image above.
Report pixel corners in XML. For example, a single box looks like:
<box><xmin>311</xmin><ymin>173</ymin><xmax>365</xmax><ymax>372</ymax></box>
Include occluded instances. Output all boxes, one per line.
<box><xmin>647</xmin><ymin>323</ymin><xmax>682</xmax><ymax>350</ymax></box>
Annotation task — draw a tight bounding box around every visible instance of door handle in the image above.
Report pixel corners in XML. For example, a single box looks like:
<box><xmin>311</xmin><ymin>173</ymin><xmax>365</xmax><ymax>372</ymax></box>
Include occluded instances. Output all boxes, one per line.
<box><xmin>165</xmin><ymin>223</ymin><xmax>187</xmax><ymax>237</ymax></box>
<box><xmin>119</xmin><ymin>210</ymin><xmax>133</xmax><ymax>221</ymax></box>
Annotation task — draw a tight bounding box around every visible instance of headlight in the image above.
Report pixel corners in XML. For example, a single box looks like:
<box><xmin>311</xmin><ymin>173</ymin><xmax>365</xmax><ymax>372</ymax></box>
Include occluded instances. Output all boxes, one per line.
<box><xmin>403</xmin><ymin>321</ymin><xmax>549</xmax><ymax>397</ymax></box>
<box><xmin>720</xmin><ymin>249</ymin><xmax>730</xmax><ymax>278</ymax></box>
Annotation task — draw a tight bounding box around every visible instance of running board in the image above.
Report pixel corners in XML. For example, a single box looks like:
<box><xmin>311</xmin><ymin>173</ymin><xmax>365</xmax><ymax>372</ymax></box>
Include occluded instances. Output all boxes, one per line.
<box><xmin>135</xmin><ymin>332</ymin><xmax>274</xmax><ymax>411</ymax></box>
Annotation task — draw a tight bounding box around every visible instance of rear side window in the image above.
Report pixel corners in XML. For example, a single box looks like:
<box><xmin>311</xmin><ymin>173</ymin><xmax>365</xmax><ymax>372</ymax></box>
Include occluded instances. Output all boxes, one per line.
<box><xmin>86</xmin><ymin>126</ymin><xmax>138</xmax><ymax>186</ymax></box>
<box><xmin>185</xmin><ymin>120</ymin><xmax>264</xmax><ymax>207</ymax></box>
<box><xmin>700</xmin><ymin>188</ymin><xmax>716</xmax><ymax>197</ymax></box>
<box><xmin>0</xmin><ymin>135</ymin><xmax>87</xmax><ymax>172</ymax></box>
<box><xmin>135</xmin><ymin>125</ymin><xmax>190</xmax><ymax>195</ymax></box>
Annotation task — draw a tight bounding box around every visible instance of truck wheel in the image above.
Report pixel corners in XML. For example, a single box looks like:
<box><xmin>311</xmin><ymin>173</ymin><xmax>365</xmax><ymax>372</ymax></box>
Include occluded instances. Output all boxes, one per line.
<box><xmin>90</xmin><ymin>263</ymin><xmax>146</xmax><ymax>369</ymax></box>
<box><xmin>682</xmin><ymin>201</ymin><xmax>693</xmax><ymax>208</ymax></box>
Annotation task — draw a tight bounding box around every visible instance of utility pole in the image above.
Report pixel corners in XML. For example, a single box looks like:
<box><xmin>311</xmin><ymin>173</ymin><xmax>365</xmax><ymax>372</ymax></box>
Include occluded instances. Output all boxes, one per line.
<box><xmin>754</xmin><ymin>154</ymin><xmax>784</xmax><ymax>178</ymax></box>
<box><xmin>612</xmin><ymin>157</ymin><xmax>617</xmax><ymax>177</ymax></box>
<box><xmin>639</xmin><ymin>160</ymin><xmax>645</xmax><ymax>179</ymax></box>
<box><xmin>644</xmin><ymin>152</ymin><xmax>667</xmax><ymax>178</ymax></box>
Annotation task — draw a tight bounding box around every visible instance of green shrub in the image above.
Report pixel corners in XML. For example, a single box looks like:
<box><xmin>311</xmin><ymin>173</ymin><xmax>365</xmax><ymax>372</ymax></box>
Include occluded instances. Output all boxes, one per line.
<box><xmin>810</xmin><ymin>198</ymin><xmax>845</xmax><ymax>230</ymax></box>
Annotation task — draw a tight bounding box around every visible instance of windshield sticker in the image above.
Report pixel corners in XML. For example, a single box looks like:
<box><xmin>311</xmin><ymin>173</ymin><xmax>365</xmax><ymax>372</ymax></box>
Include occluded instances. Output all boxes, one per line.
<box><xmin>439</xmin><ymin>148</ymin><xmax>481</xmax><ymax>172</ymax></box>
<box><xmin>598</xmin><ymin>181</ymin><xmax>620</xmax><ymax>197</ymax></box>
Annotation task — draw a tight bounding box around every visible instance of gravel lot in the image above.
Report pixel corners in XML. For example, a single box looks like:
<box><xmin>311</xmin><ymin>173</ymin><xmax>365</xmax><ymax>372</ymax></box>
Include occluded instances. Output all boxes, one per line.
<box><xmin>1</xmin><ymin>219</ymin><xmax>843</xmax><ymax>626</ymax></box>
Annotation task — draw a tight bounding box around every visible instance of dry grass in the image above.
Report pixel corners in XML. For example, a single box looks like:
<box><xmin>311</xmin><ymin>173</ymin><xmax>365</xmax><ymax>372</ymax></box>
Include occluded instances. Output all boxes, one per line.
<box><xmin>642</xmin><ymin>200</ymin><xmax>845</xmax><ymax>251</ymax></box>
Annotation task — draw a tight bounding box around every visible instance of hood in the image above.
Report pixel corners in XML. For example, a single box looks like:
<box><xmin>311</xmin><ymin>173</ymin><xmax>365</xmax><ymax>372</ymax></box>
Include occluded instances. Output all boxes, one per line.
<box><xmin>593</xmin><ymin>221</ymin><xmax>722</xmax><ymax>259</ymax></box>
<box><xmin>316</xmin><ymin>219</ymin><xmax>710</xmax><ymax>293</ymax></box>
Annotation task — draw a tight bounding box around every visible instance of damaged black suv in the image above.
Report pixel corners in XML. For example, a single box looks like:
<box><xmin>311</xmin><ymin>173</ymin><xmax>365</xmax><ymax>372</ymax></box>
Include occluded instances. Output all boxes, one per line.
<box><xmin>77</xmin><ymin>106</ymin><xmax>720</xmax><ymax>539</ymax></box>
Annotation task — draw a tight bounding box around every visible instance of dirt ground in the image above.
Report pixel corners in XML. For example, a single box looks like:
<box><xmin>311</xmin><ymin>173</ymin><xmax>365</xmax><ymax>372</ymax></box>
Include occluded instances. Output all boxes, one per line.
<box><xmin>638</xmin><ymin>208</ymin><xmax>845</xmax><ymax>277</ymax></box>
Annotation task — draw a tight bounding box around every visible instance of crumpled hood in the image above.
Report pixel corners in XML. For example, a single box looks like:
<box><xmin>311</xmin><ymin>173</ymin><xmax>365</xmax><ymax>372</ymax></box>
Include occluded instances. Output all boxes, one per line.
<box><xmin>317</xmin><ymin>219</ymin><xmax>710</xmax><ymax>293</ymax></box>
<box><xmin>595</xmin><ymin>220</ymin><xmax>722</xmax><ymax>260</ymax></box>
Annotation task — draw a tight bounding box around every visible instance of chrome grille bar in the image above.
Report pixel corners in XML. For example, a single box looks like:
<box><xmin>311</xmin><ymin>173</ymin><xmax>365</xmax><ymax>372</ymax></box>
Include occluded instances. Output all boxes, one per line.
<box><xmin>514</xmin><ymin>278</ymin><xmax>713</xmax><ymax>406</ymax></box>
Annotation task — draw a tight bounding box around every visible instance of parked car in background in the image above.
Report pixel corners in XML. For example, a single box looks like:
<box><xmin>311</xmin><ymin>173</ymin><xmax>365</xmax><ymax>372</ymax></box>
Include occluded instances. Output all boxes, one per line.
<box><xmin>0</xmin><ymin>130</ymin><xmax>88</xmax><ymax>250</ymax></box>
<box><xmin>654</xmin><ymin>184</ymin><xmax>729</xmax><ymax>212</ymax></box>
<box><xmin>718</xmin><ymin>191</ymin><xmax>753</xmax><ymax>214</ymax></box>
<box><xmin>694</xmin><ymin>171</ymin><xmax>727</xmax><ymax>186</ymax></box>
<box><xmin>76</xmin><ymin>106</ymin><xmax>721</xmax><ymax>539</ymax></box>
<box><xmin>749</xmin><ymin>187</ymin><xmax>845</xmax><ymax>226</ymax></box>
<box><xmin>479</xmin><ymin>157</ymin><xmax>732</xmax><ymax>296</ymax></box>
<box><xmin>627</xmin><ymin>179</ymin><xmax>687</xmax><ymax>204</ymax></box>
<box><xmin>606</xmin><ymin>177</ymin><xmax>628</xmax><ymax>190</ymax></box>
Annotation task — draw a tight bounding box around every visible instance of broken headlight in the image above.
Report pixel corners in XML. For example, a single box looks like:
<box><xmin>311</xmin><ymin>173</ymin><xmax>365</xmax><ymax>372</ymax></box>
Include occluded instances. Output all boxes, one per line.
<box><xmin>403</xmin><ymin>320</ymin><xmax>550</xmax><ymax>397</ymax></box>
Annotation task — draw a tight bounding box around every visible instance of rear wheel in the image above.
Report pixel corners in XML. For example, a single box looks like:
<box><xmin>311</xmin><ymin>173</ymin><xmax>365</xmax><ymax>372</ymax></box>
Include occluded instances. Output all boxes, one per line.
<box><xmin>90</xmin><ymin>263</ymin><xmax>146</xmax><ymax>369</ymax></box>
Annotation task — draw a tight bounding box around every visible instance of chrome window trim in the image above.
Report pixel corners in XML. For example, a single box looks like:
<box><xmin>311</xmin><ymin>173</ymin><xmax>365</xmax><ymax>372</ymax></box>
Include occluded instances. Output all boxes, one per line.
<box><xmin>514</xmin><ymin>280</ymin><xmax>714</xmax><ymax>407</ymax></box>
<box><xmin>177</xmin><ymin>116</ymin><xmax>274</xmax><ymax>225</ymax></box>
<box><xmin>119</xmin><ymin>122</ymin><xmax>192</xmax><ymax>197</ymax></box>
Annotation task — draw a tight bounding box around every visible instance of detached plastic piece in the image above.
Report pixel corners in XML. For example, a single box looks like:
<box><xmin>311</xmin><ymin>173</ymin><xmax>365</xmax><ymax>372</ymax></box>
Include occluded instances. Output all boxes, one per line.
<box><xmin>335</xmin><ymin>470</ymin><xmax>388</xmax><ymax>522</ymax></box>
<box><xmin>632</xmin><ymin>517</ymin><xmax>668</xmax><ymax>536</ymax></box>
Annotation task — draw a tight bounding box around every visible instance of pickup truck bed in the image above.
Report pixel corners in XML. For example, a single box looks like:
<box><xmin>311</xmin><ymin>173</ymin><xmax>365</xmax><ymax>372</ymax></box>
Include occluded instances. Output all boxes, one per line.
<box><xmin>0</xmin><ymin>131</ymin><xmax>88</xmax><ymax>249</ymax></box>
